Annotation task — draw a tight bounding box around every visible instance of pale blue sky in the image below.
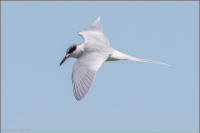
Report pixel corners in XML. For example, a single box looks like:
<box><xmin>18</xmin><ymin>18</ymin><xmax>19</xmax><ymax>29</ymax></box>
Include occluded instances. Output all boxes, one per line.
<box><xmin>1</xmin><ymin>1</ymin><xmax>199</xmax><ymax>132</ymax></box>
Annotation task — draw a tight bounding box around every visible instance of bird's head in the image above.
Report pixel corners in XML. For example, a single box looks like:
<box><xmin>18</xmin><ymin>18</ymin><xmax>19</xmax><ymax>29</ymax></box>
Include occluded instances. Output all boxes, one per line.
<box><xmin>60</xmin><ymin>44</ymin><xmax>78</xmax><ymax>66</ymax></box>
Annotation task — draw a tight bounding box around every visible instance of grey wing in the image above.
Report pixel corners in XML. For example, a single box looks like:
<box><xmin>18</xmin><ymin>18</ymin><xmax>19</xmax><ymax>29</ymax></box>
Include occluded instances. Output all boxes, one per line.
<box><xmin>72</xmin><ymin>52</ymin><xmax>108</xmax><ymax>100</ymax></box>
<box><xmin>73</xmin><ymin>16</ymin><xmax>111</xmax><ymax>100</ymax></box>
<box><xmin>72</xmin><ymin>65</ymin><xmax>96</xmax><ymax>101</ymax></box>
<box><xmin>81</xmin><ymin>16</ymin><xmax>102</xmax><ymax>32</ymax></box>
<box><xmin>78</xmin><ymin>16</ymin><xmax>110</xmax><ymax>50</ymax></box>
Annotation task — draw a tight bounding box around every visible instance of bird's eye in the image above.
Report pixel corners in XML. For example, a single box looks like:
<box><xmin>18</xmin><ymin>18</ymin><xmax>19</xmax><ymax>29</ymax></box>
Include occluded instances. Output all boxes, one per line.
<box><xmin>67</xmin><ymin>46</ymin><xmax>76</xmax><ymax>54</ymax></box>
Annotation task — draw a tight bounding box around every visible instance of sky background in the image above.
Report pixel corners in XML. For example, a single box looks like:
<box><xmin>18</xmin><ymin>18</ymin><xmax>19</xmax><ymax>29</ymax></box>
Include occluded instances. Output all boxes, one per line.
<box><xmin>1</xmin><ymin>1</ymin><xmax>199</xmax><ymax>132</ymax></box>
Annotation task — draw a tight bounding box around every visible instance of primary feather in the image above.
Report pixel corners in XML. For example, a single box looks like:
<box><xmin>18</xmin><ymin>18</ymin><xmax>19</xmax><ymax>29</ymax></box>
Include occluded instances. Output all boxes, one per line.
<box><xmin>72</xmin><ymin>16</ymin><xmax>110</xmax><ymax>100</ymax></box>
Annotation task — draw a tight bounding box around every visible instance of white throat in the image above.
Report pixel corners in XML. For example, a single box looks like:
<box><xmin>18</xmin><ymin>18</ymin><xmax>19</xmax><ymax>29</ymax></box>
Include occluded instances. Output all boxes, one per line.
<box><xmin>70</xmin><ymin>44</ymin><xmax>84</xmax><ymax>58</ymax></box>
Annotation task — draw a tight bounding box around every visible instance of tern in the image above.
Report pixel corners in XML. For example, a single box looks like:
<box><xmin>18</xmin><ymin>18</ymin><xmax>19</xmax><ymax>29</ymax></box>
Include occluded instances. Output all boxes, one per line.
<box><xmin>60</xmin><ymin>16</ymin><xmax>169</xmax><ymax>101</ymax></box>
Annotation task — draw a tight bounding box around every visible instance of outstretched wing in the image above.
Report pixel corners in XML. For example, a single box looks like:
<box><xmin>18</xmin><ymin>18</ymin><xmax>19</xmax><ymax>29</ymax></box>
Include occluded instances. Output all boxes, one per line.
<box><xmin>72</xmin><ymin>16</ymin><xmax>111</xmax><ymax>100</ymax></box>
<box><xmin>81</xmin><ymin>16</ymin><xmax>102</xmax><ymax>32</ymax></box>
<box><xmin>72</xmin><ymin>51</ymin><xmax>108</xmax><ymax>100</ymax></box>
<box><xmin>78</xmin><ymin>16</ymin><xmax>110</xmax><ymax>50</ymax></box>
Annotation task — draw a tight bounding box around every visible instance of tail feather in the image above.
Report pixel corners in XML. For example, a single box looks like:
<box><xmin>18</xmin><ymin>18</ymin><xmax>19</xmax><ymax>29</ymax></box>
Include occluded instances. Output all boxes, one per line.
<box><xmin>109</xmin><ymin>49</ymin><xmax>170</xmax><ymax>66</ymax></box>
<box><xmin>127</xmin><ymin>55</ymin><xmax>171</xmax><ymax>66</ymax></box>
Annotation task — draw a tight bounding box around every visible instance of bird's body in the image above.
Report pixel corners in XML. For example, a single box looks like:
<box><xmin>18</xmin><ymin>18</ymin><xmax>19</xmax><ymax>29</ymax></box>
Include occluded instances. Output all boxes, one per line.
<box><xmin>60</xmin><ymin>16</ymin><xmax>169</xmax><ymax>101</ymax></box>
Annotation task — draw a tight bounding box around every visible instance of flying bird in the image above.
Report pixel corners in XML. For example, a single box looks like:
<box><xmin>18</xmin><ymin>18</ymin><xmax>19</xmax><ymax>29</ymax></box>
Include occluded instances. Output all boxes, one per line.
<box><xmin>60</xmin><ymin>16</ymin><xmax>170</xmax><ymax>101</ymax></box>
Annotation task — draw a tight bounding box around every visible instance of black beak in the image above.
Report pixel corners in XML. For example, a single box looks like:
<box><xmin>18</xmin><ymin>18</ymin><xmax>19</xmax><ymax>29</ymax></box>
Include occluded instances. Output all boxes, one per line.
<box><xmin>60</xmin><ymin>54</ymin><xmax>70</xmax><ymax>66</ymax></box>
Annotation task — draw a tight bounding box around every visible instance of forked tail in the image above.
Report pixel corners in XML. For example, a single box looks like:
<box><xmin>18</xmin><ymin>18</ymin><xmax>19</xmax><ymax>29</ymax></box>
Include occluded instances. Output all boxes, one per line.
<box><xmin>109</xmin><ymin>49</ymin><xmax>170</xmax><ymax>66</ymax></box>
<box><xmin>127</xmin><ymin>55</ymin><xmax>170</xmax><ymax>66</ymax></box>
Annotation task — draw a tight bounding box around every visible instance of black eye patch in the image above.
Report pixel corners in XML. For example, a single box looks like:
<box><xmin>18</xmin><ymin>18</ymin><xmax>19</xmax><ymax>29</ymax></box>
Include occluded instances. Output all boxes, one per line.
<box><xmin>67</xmin><ymin>46</ymin><xmax>76</xmax><ymax>54</ymax></box>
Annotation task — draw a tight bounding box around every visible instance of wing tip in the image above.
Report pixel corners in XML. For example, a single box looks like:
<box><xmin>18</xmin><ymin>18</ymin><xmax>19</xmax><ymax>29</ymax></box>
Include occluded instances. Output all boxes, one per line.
<box><xmin>95</xmin><ymin>16</ymin><xmax>101</xmax><ymax>25</ymax></box>
<box><xmin>96</xmin><ymin>16</ymin><xmax>101</xmax><ymax>22</ymax></box>
<box><xmin>90</xmin><ymin>16</ymin><xmax>102</xmax><ymax>31</ymax></box>
<box><xmin>78</xmin><ymin>16</ymin><xmax>102</xmax><ymax>35</ymax></box>
<box><xmin>75</xmin><ymin>96</ymin><xmax>82</xmax><ymax>101</ymax></box>
<box><xmin>74</xmin><ymin>91</ymin><xmax>86</xmax><ymax>101</ymax></box>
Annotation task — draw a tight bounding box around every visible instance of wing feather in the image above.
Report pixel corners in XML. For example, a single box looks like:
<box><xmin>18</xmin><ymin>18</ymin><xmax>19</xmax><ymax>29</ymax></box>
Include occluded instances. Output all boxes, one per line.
<box><xmin>78</xmin><ymin>16</ymin><xmax>110</xmax><ymax>49</ymax></box>
<box><xmin>72</xmin><ymin>16</ymin><xmax>111</xmax><ymax>100</ymax></box>
<box><xmin>72</xmin><ymin>61</ymin><xmax>97</xmax><ymax>100</ymax></box>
